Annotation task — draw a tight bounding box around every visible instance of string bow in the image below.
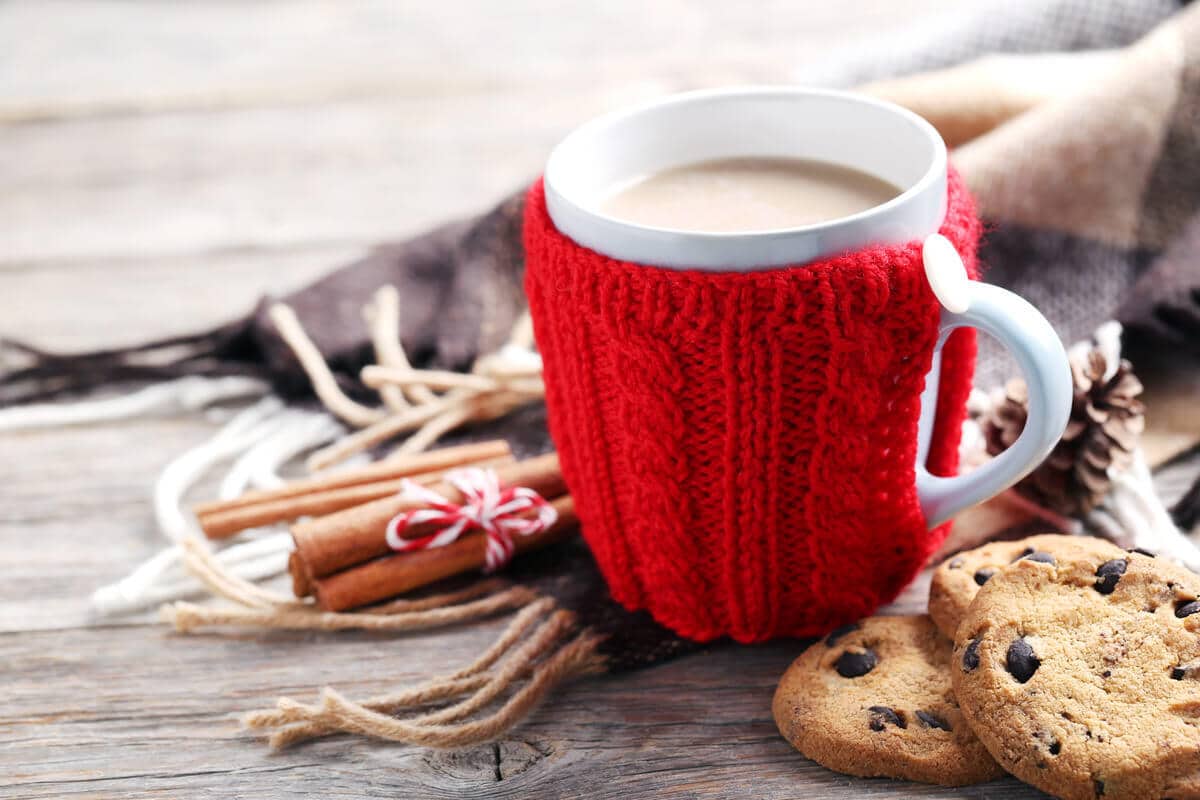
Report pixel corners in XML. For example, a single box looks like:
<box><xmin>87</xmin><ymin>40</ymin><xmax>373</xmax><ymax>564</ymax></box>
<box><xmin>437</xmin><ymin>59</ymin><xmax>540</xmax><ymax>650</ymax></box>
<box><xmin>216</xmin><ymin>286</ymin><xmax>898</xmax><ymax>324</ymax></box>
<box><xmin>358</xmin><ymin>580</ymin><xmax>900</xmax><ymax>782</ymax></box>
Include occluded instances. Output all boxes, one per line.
<box><xmin>385</xmin><ymin>467</ymin><xmax>557</xmax><ymax>571</ymax></box>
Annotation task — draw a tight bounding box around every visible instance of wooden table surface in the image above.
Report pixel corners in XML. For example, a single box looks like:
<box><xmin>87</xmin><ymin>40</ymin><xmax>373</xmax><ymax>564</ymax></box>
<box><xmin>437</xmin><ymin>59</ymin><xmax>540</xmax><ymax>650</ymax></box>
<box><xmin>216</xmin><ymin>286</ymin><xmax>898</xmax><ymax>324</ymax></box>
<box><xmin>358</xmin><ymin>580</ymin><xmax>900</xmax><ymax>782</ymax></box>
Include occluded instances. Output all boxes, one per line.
<box><xmin>3</xmin><ymin>3</ymin><xmax>1193</xmax><ymax>798</ymax></box>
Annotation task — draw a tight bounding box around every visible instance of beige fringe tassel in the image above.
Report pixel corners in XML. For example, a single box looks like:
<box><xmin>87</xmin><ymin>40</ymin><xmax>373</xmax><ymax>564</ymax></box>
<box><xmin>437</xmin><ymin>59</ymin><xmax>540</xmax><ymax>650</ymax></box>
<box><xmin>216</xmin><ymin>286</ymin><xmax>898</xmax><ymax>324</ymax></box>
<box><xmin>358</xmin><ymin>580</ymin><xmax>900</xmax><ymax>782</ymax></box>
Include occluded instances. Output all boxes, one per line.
<box><xmin>263</xmin><ymin>284</ymin><xmax>544</xmax><ymax>471</ymax></box>
<box><xmin>161</xmin><ymin>536</ymin><xmax>605</xmax><ymax>749</ymax></box>
<box><xmin>152</xmin><ymin>286</ymin><xmax>586</xmax><ymax>749</ymax></box>
<box><xmin>161</xmin><ymin>538</ymin><xmax>535</xmax><ymax>633</ymax></box>
<box><xmin>242</xmin><ymin>599</ymin><xmax>605</xmax><ymax>749</ymax></box>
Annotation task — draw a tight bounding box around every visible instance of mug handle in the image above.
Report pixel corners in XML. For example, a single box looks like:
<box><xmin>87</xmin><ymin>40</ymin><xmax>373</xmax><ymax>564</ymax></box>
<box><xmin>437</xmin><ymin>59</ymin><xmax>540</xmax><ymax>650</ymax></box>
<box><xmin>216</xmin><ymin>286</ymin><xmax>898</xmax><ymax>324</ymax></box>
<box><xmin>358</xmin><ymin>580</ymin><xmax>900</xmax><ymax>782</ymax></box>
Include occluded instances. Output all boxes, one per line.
<box><xmin>915</xmin><ymin>246</ymin><xmax>1073</xmax><ymax>528</ymax></box>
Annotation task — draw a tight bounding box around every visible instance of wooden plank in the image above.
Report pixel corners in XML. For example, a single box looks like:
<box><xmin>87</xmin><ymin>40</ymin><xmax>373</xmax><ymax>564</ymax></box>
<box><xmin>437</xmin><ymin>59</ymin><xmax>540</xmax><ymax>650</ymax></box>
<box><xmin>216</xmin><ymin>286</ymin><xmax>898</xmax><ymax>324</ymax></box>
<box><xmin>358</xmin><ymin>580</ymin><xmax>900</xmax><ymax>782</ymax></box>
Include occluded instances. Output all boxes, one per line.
<box><xmin>2</xmin><ymin>244</ymin><xmax>359</xmax><ymax>350</ymax></box>
<box><xmin>0</xmin><ymin>0</ymin><xmax>952</xmax><ymax>121</ymax></box>
<box><xmin>0</xmin><ymin>623</ymin><xmax>1044</xmax><ymax>799</ymax></box>
<box><xmin>0</xmin><ymin>0</ymin><xmax>957</xmax><ymax>267</ymax></box>
<box><xmin>0</xmin><ymin>417</ymin><xmax>248</xmax><ymax>632</ymax></box>
<box><xmin>0</xmin><ymin>93</ymin><xmax>561</xmax><ymax>265</ymax></box>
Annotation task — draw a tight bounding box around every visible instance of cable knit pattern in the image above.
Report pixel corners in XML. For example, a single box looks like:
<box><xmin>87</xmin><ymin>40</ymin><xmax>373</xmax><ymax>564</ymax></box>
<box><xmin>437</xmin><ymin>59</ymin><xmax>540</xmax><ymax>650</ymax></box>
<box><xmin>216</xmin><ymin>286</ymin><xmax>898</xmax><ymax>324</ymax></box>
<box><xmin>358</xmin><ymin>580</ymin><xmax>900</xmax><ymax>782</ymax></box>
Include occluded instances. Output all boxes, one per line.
<box><xmin>524</xmin><ymin>170</ymin><xmax>980</xmax><ymax>643</ymax></box>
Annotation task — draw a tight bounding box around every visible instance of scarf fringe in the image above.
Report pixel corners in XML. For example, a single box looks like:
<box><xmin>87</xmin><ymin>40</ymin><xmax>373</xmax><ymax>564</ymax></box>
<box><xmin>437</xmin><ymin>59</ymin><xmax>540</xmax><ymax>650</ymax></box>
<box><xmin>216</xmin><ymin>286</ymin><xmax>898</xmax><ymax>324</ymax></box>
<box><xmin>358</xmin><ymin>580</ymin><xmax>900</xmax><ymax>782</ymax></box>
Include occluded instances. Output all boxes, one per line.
<box><xmin>0</xmin><ymin>321</ymin><xmax>258</xmax><ymax>406</ymax></box>
<box><xmin>240</xmin><ymin>599</ymin><xmax>605</xmax><ymax>750</ymax></box>
<box><xmin>90</xmin><ymin>395</ymin><xmax>343</xmax><ymax>616</ymax></box>
<box><xmin>107</xmin><ymin>426</ymin><xmax>600</xmax><ymax>751</ymax></box>
<box><xmin>87</xmin><ymin>287</ymin><xmax>542</xmax><ymax>618</ymax></box>
<box><xmin>160</xmin><ymin>533</ymin><xmax>604</xmax><ymax>750</ymax></box>
<box><xmin>133</xmin><ymin>461</ymin><xmax>601</xmax><ymax>750</ymax></box>
<box><xmin>0</xmin><ymin>374</ymin><xmax>268</xmax><ymax>432</ymax></box>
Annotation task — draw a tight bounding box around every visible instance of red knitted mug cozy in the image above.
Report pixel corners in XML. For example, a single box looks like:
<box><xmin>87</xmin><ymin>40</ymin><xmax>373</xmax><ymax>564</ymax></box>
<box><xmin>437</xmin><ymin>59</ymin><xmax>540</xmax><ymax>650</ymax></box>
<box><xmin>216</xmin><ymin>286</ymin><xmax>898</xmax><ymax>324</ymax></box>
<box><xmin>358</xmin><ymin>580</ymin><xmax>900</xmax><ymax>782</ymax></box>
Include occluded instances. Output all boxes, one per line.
<box><xmin>524</xmin><ymin>170</ymin><xmax>980</xmax><ymax>643</ymax></box>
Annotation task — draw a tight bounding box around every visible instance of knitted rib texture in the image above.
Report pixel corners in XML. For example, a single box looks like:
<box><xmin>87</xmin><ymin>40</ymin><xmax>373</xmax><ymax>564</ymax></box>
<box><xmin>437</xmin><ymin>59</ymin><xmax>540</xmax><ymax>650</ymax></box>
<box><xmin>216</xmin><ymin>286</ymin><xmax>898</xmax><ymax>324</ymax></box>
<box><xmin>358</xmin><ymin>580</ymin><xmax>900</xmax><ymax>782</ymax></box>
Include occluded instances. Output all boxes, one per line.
<box><xmin>524</xmin><ymin>171</ymin><xmax>980</xmax><ymax>643</ymax></box>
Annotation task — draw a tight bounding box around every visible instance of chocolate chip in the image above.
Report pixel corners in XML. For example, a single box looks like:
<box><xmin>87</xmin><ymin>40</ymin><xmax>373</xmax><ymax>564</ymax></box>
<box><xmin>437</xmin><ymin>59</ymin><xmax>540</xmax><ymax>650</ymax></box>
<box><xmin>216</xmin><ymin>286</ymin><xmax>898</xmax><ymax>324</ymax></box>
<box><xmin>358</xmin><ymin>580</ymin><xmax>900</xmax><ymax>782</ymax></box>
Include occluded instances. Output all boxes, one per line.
<box><xmin>1006</xmin><ymin>638</ymin><xmax>1040</xmax><ymax>683</ymax></box>
<box><xmin>824</xmin><ymin>622</ymin><xmax>860</xmax><ymax>646</ymax></box>
<box><xmin>1172</xmin><ymin>666</ymin><xmax>1188</xmax><ymax>680</ymax></box>
<box><xmin>962</xmin><ymin>637</ymin><xmax>982</xmax><ymax>672</ymax></box>
<box><xmin>1049</xmin><ymin>740</ymin><xmax>1061</xmax><ymax>755</ymax></box>
<box><xmin>974</xmin><ymin>567</ymin><xmax>996</xmax><ymax>586</ymax></box>
<box><xmin>1128</xmin><ymin>547</ymin><xmax>1156</xmax><ymax>557</ymax></box>
<box><xmin>1175</xmin><ymin>600</ymin><xmax>1200</xmax><ymax>618</ymax></box>
<box><xmin>835</xmin><ymin>649</ymin><xmax>877</xmax><ymax>678</ymax></box>
<box><xmin>1020</xmin><ymin>551</ymin><xmax>1056</xmax><ymax>565</ymax></box>
<box><xmin>1094</xmin><ymin>778</ymin><xmax>1105</xmax><ymax>797</ymax></box>
<box><xmin>867</xmin><ymin>705</ymin><xmax>906</xmax><ymax>731</ymax></box>
<box><xmin>1101</xmin><ymin>670</ymin><xmax>1111</xmax><ymax>678</ymax></box>
<box><xmin>948</xmin><ymin>557</ymin><xmax>964</xmax><ymax>569</ymax></box>
<box><xmin>1012</xmin><ymin>547</ymin><xmax>1035</xmax><ymax>562</ymax></box>
<box><xmin>915</xmin><ymin>710</ymin><xmax>951</xmax><ymax>731</ymax></box>
<box><xmin>1094</xmin><ymin>559</ymin><xmax>1127</xmax><ymax>595</ymax></box>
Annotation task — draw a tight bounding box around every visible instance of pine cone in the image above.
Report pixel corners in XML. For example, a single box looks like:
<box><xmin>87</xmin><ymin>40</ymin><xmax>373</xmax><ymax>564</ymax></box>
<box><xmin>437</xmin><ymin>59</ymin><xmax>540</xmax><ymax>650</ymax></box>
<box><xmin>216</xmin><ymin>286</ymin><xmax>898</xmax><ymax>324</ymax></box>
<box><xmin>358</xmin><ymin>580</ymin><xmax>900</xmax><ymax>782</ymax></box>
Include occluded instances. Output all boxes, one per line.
<box><xmin>983</xmin><ymin>348</ymin><xmax>1145</xmax><ymax>516</ymax></box>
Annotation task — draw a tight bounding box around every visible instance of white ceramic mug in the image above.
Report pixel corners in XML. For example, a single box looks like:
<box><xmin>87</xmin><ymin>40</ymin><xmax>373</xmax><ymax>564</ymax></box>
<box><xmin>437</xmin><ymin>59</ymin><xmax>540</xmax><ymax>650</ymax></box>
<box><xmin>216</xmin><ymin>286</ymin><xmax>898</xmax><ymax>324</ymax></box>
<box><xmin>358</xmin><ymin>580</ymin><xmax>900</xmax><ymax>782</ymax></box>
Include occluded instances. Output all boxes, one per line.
<box><xmin>542</xmin><ymin>87</ymin><xmax>1072</xmax><ymax>526</ymax></box>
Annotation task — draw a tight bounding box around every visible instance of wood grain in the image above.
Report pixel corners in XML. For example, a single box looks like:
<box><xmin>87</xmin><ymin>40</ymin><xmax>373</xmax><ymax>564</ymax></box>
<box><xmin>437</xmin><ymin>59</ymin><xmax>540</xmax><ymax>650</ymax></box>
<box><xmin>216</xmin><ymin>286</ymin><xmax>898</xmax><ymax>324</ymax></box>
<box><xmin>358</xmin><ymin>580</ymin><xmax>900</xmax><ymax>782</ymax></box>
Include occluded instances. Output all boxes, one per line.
<box><xmin>0</xmin><ymin>0</ymin><xmax>953</xmax><ymax>121</ymax></box>
<box><xmin>0</xmin><ymin>624</ymin><xmax>1046</xmax><ymax>800</ymax></box>
<box><xmin>3</xmin><ymin>245</ymin><xmax>360</xmax><ymax>350</ymax></box>
<box><xmin>0</xmin><ymin>0</ymin><xmax>954</xmax><ymax>266</ymax></box>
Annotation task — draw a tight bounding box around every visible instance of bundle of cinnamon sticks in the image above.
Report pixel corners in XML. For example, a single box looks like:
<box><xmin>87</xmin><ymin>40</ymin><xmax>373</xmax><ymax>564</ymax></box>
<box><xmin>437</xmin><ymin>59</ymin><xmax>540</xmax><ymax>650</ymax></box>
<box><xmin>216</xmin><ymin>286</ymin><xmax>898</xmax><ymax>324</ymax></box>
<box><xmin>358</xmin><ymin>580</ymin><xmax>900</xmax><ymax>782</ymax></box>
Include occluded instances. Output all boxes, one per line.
<box><xmin>193</xmin><ymin>441</ymin><xmax>574</xmax><ymax>611</ymax></box>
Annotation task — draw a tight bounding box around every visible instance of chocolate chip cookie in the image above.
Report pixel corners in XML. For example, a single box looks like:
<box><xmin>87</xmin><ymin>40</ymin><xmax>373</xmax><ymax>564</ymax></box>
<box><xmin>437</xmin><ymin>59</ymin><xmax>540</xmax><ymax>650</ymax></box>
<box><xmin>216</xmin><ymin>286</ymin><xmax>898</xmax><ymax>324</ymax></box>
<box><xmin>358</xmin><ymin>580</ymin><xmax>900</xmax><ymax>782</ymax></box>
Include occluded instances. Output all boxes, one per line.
<box><xmin>952</xmin><ymin>549</ymin><xmax>1200</xmax><ymax>800</ymax></box>
<box><xmin>772</xmin><ymin>615</ymin><xmax>1004</xmax><ymax>786</ymax></box>
<box><xmin>929</xmin><ymin>534</ymin><xmax>1126</xmax><ymax>639</ymax></box>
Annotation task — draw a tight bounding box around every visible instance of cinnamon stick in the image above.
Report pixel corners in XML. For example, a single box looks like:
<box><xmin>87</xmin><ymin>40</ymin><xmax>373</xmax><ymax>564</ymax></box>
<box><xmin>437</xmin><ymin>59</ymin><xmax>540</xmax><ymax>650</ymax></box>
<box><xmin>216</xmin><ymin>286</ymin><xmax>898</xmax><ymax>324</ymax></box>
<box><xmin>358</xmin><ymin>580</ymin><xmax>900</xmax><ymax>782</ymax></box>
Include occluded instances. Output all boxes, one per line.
<box><xmin>197</xmin><ymin>455</ymin><xmax>512</xmax><ymax>539</ymax></box>
<box><xmin>312</xmin><ymin>495</ymin><xmax>576</xmax><ymax>611</ymax></box>
<box><xmin>194</xmin><ymin>440</ymin><xmax>511</xmax><ymax>539</ymax></box>
<box><xmin>289</xmin><ymin>551</ymin><xmax>314</xmax><ymax>598</ymax></box>
<box><xmin>195</xmin><ymin>439</ymin><xmax>510</xmax><ymax>513</ymax></box>
<box><xmin>290</xmin><ymin>452</ymin><xmax>565</xmax><ymax>584</ymax></box>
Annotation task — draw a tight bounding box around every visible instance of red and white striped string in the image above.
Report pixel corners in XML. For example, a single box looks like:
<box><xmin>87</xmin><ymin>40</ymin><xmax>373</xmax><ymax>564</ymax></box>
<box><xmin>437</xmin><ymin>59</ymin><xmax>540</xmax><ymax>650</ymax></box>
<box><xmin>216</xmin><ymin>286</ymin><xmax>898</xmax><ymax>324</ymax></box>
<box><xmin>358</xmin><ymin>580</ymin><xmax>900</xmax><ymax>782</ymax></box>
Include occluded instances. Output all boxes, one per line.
<box><xmin>384</xmin><ymin>467</ymin><xmax>558</xmax><ymax>572</ymax></box>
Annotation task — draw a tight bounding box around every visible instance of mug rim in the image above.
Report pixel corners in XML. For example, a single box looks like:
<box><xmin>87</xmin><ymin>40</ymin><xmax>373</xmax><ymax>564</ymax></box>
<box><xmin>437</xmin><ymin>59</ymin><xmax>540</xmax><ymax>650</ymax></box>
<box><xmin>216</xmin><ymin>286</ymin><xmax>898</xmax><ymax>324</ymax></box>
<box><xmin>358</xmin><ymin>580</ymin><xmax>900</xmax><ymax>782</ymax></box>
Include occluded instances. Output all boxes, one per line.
<box><xmin>544</xmin><ymin>86</ymin><xmax>948</xmax><ymax>271</ymax></box>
